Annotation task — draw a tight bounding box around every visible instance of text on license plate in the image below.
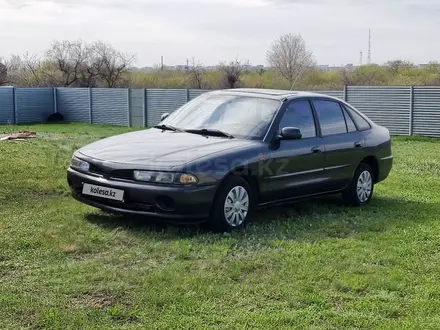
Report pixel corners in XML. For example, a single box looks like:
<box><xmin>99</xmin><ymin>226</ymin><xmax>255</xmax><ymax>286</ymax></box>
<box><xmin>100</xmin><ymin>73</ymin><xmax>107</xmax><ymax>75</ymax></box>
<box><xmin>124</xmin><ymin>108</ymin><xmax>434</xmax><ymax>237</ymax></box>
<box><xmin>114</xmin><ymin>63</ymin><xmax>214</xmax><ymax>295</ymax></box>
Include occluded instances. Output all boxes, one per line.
<box><xmin>82</xmin><ymin>184</ymin><xmax>124</xmax><ymax>201</ymax></box>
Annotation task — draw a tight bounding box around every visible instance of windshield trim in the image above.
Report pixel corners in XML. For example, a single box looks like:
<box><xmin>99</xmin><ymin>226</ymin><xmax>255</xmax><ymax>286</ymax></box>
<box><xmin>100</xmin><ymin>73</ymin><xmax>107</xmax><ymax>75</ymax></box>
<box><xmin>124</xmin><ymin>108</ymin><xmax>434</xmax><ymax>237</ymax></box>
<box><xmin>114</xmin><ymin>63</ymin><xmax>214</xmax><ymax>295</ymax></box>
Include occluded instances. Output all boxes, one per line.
<box><xmin>262</xmin><ymin>100</ymin><xmax>285</xmax><ymax>143</ymax></box>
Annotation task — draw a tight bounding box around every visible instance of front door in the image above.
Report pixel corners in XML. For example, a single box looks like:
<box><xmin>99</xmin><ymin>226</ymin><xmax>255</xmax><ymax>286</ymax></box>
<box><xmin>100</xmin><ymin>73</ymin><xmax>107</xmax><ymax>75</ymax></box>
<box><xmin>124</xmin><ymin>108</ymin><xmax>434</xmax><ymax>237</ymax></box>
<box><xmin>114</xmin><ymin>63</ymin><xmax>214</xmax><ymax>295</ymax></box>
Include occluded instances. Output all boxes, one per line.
<box><xmin>265</xmin><ymin>100</ymin><xmax>326</xmax><ymax>201</ymax></box>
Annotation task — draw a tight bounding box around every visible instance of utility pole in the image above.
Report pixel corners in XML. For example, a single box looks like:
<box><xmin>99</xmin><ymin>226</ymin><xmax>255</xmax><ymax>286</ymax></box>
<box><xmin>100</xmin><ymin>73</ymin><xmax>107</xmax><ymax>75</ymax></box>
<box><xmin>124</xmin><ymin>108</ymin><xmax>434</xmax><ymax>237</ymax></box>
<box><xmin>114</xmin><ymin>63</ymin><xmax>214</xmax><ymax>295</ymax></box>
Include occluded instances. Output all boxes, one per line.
<box><xmin>368</xmin><ymin>29</ymin><xmax>372</xmax><ymax>65</ymax></box>
<box><xmin>360</xmin><ymin>50</ymin><xmax>363</xmax><ymax>66</ymax></box>
<box><xmin>161</xmin><ymin>56</ymin><xmax>164</xmax><ymax>71</ymax></box>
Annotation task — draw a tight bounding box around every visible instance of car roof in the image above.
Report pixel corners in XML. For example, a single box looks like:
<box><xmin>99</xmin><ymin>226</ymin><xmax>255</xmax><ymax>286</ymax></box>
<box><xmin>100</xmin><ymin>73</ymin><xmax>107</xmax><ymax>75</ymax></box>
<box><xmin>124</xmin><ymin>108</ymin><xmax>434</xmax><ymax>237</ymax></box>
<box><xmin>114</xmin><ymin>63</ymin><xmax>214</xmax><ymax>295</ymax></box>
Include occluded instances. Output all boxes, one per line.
<box><xmin>211</xmin><ymin>88</ymin><xmax>332</xmax><ymax>101</ymax></box>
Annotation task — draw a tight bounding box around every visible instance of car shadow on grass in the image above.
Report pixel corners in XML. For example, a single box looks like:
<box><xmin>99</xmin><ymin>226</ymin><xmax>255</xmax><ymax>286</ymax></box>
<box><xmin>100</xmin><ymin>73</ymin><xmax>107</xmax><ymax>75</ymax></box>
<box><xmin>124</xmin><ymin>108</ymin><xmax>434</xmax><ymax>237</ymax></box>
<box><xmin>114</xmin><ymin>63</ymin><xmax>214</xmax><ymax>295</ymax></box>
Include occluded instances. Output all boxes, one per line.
<box><xmin>84</xmin><ymin>194</ymin><xmax>439</xmax><ymax>242</ymax></box>
<box><xmin>250</xmin><ymin>194</ymin><xmax>439</xmax><ymax>240</ymax></box>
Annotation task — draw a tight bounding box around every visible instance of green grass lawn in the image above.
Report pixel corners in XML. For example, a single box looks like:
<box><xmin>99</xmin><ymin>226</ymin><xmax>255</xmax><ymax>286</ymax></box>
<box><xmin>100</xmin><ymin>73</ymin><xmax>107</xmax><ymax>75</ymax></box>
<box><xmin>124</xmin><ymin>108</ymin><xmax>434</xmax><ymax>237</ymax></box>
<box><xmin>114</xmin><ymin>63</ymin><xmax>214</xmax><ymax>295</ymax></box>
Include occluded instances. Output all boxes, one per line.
<box><xmin>1</xmin><ymin>123</ymin><xmax>440</xmax><ymax>329</ymax></box>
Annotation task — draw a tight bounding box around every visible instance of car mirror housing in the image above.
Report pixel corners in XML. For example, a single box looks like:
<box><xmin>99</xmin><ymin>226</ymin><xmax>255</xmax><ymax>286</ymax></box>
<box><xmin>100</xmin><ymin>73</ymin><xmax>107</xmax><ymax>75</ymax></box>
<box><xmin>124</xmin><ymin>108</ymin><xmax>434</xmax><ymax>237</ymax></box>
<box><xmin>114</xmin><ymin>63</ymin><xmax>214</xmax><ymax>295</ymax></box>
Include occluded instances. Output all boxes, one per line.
<box><xmin>278</xmin><ymin>127</ymin><xmax>302</xmax><ymax>140</ymax></box>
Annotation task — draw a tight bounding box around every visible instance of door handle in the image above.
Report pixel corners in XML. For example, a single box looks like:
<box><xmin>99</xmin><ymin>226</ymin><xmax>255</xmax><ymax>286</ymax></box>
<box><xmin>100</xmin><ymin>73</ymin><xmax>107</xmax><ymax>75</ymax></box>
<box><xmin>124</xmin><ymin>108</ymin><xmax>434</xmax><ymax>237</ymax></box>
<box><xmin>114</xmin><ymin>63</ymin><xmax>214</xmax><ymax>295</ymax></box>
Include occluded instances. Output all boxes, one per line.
<box><xmin>354</xmin><ymin>141</ymin><xmax>364</xmax><ymax>148</ymax></box>
<box><xmin>311</xmin><ymin>146</ymin><xmax>322</xmax><ymax>154</ymax></box>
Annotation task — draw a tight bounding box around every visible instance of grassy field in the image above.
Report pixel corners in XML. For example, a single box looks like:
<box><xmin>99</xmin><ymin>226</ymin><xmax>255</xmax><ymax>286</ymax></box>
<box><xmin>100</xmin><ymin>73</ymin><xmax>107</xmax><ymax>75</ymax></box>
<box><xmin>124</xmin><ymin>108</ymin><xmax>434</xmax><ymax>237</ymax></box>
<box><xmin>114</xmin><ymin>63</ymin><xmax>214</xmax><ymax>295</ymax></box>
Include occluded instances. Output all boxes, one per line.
<box><xmin>1</xmin><ymin>123</ymin><xmax>440</xmax><ymax>329</ymax></box>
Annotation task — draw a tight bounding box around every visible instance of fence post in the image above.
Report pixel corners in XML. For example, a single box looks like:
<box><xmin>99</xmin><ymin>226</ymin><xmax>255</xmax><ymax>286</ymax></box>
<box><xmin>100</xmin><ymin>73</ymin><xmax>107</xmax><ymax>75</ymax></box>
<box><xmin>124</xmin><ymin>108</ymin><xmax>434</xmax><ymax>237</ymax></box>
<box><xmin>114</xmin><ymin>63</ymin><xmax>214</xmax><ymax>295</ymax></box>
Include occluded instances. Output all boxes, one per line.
<box><xmin>186</xmin><ymin>89</ymin><xmax>190</xmax><ymax>103</ymax></box>
<box><xmin>12</xmin><ymin>87</ymin><xmax>17</xmax><ymax>124</ymax></box>
<box><xmin>143</xmin><ymin>89</ymin><xmax>147</xmax><ymax>128</ymax></box>
<box><xmin>409</xmin><ymin>85</ymin><xmax>414</xmax><ymax>136</ymax></box>
<box><xmin>53</xmin><ymin>87</ymin><xmax>58</xmax><ymax>114</ymax></box>
<box><xmin>343</xmin><ymin>85</ymin><xmax>348</xmax><ymax>102</ymax></box>
<box><xmin>127</xmin><ymin>88</ymin><xmax>131</xmax><ymax>127</ymax></box>
<box><xmin>88</xmin><ymin>88</ymin><xmax>92</xmax><ymax>124</ymax></box>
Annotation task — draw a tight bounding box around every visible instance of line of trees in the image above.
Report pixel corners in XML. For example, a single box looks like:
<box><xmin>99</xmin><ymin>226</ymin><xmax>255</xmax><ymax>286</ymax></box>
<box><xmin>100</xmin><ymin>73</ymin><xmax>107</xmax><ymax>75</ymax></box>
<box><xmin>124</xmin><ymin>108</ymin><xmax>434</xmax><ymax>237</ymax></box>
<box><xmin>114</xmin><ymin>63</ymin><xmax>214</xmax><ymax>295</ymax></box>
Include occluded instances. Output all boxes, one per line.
<box><xmin>0</xmin><ymin>40</ymin><xmax>134</xmax><ymax>88</ymax></box>
<box><xmin>2</xmin><ymin>34</ymin><xmax>440</xmax><ymax>90</ymax></box>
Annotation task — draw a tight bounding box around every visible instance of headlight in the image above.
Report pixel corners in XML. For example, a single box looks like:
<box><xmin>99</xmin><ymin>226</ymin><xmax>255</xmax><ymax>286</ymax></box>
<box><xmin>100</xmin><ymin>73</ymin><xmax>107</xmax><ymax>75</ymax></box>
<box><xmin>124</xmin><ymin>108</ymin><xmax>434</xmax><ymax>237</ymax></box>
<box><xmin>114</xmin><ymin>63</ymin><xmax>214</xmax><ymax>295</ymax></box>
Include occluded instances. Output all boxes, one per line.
<box><xmin>71</xmin><ymin>156</ymin><xmax>90</xmax><ymax>172</ymax></box>
<box><xmin>133</xmin><ymin>170</ymin><xmax>198</xmax><ymax>185</ymax></box>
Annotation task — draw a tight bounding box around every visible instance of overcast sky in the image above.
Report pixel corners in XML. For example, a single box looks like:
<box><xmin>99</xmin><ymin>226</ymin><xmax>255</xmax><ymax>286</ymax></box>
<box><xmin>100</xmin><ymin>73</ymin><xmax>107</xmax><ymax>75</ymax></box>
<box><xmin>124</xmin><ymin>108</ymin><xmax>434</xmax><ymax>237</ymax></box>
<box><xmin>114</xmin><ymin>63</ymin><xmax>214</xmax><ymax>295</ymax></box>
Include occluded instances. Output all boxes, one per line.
<box><xmin>1</xmin><ymin>0</ymin><xmax>439</xmax><ymax>67</ymax></box>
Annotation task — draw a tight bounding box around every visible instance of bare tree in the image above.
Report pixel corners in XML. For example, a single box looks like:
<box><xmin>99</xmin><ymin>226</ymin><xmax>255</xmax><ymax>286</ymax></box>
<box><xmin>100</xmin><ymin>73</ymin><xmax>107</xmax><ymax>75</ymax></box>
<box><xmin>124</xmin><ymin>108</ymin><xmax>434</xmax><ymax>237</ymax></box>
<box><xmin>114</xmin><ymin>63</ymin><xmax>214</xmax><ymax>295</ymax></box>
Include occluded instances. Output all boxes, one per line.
<box><xmin>44</xmin><ymin>40</ymin><xmax>133</xmax><ymax>87</ymax></box>
<box><xmin>7</xmin><ymin>54</ymin><xmax>23</xmax><ymax>71</ymax></box>
<box><xmin>386</xmin><ymin>60</ymin><xmax>414</xmax><ymax>75</ymax></box>
<box><xmin>0</xmin><ymin>61</ymin><xmax>7</xmax><ymax>85</ymax></box>
<box><xmin>341</xmin><ymin>68</ymin><xmax>354</xmax><ymax>86</ymax></box>
<box><xmin>76</xmin><ymin>48</ymin><xmax>104</xmax><ymax>88</ymax></box>
<box><xmin>188</xmin><ymin>57</ymin><xmax>205</xmax><ymax>89</ymax></box>
<box><xmin>0</xmin><ymin>40</ymin><xmax>133</xmax><ymax>87</ymax></box>
<box><xmin>45</xmin><ymin>40</ymin><xmax>91</xmax><ymax>87</ymax></box>
<box><xmin>219</xmin><ymin>60</ymin><xmax>247</xmax><ymax>89</ymax></box>
<box><xmin>93</xmin><ymin>41</ymin><xmax>134</xmax><ymax>88</ymax></box>
<box><xmin>266</xmin><ymin>33</ymin><xmax>315</xmax><ymax>90</ymax></box>
<box><xmin>16</xmin><ymin>52</ymin><xmax>43</xmax><ymax>87</ymax></box>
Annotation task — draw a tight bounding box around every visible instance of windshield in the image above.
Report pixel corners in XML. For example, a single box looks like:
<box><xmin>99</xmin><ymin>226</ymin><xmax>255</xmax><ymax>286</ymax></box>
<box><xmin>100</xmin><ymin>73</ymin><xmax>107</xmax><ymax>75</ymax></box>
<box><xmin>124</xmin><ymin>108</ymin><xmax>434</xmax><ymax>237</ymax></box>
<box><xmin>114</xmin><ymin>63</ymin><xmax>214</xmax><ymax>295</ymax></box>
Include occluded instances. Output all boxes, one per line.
<box><xmin>160</xmin><ymin>93</ymin><xmax>281</xmax><ymax>139</ymax></box>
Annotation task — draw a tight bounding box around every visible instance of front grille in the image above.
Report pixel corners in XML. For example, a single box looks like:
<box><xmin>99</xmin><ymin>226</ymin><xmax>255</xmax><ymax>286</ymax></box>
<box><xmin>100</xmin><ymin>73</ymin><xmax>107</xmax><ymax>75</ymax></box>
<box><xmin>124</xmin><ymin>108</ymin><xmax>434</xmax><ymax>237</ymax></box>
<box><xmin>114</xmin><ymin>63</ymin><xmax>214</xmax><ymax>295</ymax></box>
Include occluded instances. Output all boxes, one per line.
<box><xmin>88</xmin><ymin>163</ymin><xmax>107</xmax><ymax>175</ymax></box>
<box><xmin>110</xmin><ymin>169</ymin><xmax>135</xmax><ymax>180</ymax></box>
<box><xmin>88</xmin><ymin>163</ymin><xmax>134</xmax><ymax>181</ymax></box>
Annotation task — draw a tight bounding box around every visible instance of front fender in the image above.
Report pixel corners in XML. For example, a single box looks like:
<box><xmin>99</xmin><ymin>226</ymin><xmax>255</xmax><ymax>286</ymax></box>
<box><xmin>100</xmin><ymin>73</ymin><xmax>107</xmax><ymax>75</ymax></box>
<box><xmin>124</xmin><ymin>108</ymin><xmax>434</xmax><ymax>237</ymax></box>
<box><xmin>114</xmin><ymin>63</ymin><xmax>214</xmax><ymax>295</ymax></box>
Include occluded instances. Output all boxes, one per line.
<box><xmin>177</xmin><ymin>143</ymin><xmax>269</xmax><ymax>186</ymax></box>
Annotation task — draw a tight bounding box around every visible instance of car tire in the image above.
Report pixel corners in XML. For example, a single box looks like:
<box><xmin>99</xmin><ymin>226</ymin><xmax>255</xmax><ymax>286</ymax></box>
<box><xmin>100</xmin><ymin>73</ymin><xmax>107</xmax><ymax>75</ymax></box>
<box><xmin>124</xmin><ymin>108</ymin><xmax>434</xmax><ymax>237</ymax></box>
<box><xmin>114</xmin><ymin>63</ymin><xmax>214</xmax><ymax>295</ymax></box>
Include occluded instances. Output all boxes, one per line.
<box><xmin>208</xmin><ymin>176</ymin><xmax>254</xmax><ymax>232</ymax></box>
<box><xmin>342</xmin><ymin>163</ymin><xmax>375</xmax><ymax>206</ymax></box>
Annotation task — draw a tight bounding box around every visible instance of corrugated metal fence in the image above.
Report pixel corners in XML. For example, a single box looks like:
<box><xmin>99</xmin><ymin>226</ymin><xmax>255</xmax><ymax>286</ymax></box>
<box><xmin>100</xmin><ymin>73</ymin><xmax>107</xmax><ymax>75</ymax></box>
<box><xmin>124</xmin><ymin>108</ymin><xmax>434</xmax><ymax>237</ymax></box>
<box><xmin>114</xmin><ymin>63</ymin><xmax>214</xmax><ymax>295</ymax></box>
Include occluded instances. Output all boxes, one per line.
<box><xmin>57</xmin><ymin>88</ymin><xmax>90</xmax><ymax>123</ymax></box>
<box><xmin>413</xmin><ymin>87</ymin><xmax>440</xmax><ymax>137</ymax></box>
<box><xmin>1</xmin><ymin>86</ymin><xmax>440</xmax><ymax>137</ymax></box>
<box><xmin>0</xmin><ymin>87</ymin><xmax>14</xmax><ymax>124</ymax></box>
<box><xmin>346</xmin><ymin>86</ymin><xmax>411</xmax><ymax>136</ymax></box>
<box><xmin>15</xmin><ymin>88</ymin><xmax>54</xmax><ymax>124</ymax></box>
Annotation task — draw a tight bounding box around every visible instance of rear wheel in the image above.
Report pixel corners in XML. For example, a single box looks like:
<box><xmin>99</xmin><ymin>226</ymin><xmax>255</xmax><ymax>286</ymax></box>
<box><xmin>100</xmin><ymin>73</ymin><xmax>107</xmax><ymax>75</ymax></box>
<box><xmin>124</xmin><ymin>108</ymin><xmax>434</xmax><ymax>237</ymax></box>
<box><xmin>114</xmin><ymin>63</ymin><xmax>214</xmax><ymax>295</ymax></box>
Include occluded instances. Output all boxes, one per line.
<box><xmin>209</xmin><ymin>176</ymin><xmax>254</xmax><ymax>232</ymax></box>
<box><xmin>343</xmin><ymin>163</ymin><xmax>375</xmax><ymax>206</ymax></box>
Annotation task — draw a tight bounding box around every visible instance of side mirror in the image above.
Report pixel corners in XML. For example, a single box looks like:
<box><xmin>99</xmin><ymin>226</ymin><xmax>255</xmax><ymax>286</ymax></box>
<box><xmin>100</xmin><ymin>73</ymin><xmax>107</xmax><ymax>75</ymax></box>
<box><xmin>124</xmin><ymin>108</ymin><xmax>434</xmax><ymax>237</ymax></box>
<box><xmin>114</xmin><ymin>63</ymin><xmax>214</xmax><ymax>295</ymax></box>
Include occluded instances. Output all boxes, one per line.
<box><xmin>160</xmin><ymin>113</ymin><xmax>170</xmax><ymax>121</ymax></box>
<box><xmin>278</xmin><ymin>127</ymin><xmax>302</xmax><ymax>140</ymax></box>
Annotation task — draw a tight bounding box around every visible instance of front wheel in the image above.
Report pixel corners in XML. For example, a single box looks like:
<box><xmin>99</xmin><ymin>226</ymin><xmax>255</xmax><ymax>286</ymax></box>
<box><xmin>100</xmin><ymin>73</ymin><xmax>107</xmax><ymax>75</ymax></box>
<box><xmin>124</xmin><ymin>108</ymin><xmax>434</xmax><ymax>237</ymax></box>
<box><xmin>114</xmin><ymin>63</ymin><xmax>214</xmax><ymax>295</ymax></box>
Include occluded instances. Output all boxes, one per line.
<box><xmin>209</xmin><ymin>176</ymin><xmax>254</xmax><ymax>232</ymax></box>
<box><xmin>343</xmin><ymin>163</ymin><xmax>375</xmax><ymax>206</ymax></box>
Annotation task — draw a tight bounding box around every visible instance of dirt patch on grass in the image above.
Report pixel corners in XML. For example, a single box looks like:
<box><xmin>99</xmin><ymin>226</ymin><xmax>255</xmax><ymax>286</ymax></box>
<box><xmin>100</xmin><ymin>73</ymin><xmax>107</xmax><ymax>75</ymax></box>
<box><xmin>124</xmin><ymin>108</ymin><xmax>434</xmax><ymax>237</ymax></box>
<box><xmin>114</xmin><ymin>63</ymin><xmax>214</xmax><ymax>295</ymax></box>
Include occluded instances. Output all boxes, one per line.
<box><xmin>69</xmin><ymin>292</ymin><xmax>117</xmax><ymax>309</ymax></box>
<box><xmin>0</xmin><ymin>131</ymin><xmax>37</xmax><ymax>141</ymax></box>
<box><xmin>60</xmin><ymin>244</ymin><xmax>83</xmax><ymax>254</ymax></box>
<box><xmin>59</xmin><ymin>243</ymin><xmax>95</xmax><ymax>257</ymax></box>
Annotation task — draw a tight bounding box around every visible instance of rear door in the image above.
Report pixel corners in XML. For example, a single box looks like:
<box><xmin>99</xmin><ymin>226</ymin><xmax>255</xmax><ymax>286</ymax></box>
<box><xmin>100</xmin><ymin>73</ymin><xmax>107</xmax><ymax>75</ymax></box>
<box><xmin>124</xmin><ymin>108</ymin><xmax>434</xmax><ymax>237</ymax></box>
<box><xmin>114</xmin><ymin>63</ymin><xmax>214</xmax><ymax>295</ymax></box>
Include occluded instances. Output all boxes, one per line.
<box><xmin>311</xmin><ymin>99</ymin><xmax>366</xmax><ymax>191</ymax></box>
<box><xmin>265</xmin><ymin>99</ymin><xmax>326</xmax><ymax>201</ymax></box>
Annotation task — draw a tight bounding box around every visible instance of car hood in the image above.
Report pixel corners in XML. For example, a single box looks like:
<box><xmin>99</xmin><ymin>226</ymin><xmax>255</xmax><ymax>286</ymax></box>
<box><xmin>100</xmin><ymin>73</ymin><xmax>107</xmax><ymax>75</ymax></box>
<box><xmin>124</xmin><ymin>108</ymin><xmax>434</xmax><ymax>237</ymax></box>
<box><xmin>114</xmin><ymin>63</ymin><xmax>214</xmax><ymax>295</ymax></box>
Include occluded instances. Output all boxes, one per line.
<box><xmin>77</xmin><ymin>128</ymin><xmax>257</xmax><ymax>169</ymax></box>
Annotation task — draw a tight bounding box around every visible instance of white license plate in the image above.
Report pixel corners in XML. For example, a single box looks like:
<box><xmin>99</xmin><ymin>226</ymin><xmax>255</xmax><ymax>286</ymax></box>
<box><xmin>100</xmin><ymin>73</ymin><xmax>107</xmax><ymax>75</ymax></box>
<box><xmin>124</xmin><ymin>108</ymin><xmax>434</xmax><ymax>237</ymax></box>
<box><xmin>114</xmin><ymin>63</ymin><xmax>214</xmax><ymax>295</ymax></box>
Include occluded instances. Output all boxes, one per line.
<box><xmin>82</xmin><ymin>184</ymin><xmax>124</xmax><ymax>202</ymax></box>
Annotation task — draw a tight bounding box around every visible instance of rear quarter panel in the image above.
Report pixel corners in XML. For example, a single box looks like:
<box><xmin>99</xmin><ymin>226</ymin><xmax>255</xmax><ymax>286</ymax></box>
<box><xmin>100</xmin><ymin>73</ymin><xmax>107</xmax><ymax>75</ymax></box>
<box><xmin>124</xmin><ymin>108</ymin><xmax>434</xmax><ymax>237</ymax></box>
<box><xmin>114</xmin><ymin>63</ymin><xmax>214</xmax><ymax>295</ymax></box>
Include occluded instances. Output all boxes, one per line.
<box><xmin>362</xmin><ymin>125</ymin><xmax>393</xmax><ymax>182</ymax></box>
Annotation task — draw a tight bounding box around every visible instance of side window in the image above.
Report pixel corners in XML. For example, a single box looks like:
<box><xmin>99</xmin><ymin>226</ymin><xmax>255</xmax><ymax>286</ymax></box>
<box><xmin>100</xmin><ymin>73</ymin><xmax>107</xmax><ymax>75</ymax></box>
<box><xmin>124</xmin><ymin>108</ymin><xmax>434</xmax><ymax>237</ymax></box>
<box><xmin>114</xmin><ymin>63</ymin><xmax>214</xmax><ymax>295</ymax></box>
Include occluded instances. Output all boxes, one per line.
<box><xmin>343</xmin><ymin>105</ymin><xmax>371</xmax><ymax>131</ymax></box>
<box><xmin>342</xmin><ymin>107</ymin><xmax>357</xmax><ymax>132</ymax></box>
<box><xmin>313</xmin><ymin>100</ymin><xmax>348</xmax><ymax>136</ymax></box>
<box><xmin>279</xmin><ymin>100</ymin><xmax>316</xmax><ymax>138</ymax></box>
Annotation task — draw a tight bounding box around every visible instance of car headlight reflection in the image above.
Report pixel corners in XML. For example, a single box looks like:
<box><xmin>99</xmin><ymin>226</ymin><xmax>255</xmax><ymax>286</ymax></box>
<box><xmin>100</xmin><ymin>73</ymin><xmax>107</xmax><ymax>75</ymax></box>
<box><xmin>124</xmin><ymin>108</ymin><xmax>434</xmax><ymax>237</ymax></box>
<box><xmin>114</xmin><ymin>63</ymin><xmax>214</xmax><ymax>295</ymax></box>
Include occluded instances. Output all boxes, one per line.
<box><xmin>133</xmin><ymin>170</ymin><xmax>198</xmax><ymax>185</ymax></box>
<box><xmin>71</xmin><ymin>156</ymin><xmax>90</xmax><ymax>172</ymax></box>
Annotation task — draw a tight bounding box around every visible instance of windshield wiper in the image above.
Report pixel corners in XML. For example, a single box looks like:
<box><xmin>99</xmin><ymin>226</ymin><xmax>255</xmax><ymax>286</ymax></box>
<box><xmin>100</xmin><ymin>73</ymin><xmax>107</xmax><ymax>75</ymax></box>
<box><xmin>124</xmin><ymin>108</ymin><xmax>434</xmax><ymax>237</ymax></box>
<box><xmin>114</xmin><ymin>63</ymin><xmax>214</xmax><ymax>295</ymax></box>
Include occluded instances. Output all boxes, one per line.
<box><xmin>185</xmin><ymin>128</ymin><xmax>235</xmax><ymax>139</ymax></box>
<box><xmin>153</xmin><ymin>124</ymin><xmax>185</xmax><ymax>132</ymax></box>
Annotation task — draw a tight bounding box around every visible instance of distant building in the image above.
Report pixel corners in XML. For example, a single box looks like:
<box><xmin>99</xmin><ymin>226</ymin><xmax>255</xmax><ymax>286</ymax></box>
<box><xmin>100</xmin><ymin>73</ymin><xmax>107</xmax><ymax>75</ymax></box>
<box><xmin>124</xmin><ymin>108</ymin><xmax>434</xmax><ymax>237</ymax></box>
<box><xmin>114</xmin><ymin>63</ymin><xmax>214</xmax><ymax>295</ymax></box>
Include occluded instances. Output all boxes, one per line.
<box><xmin>317</xmin><ymin>65</ymin><xmax>330</xmax><ymax>71</ymax></box>
<box><xmin>243</xmin><ymin>65</ymin><xmax>265</xmax><ymax>72</ymax></box>
<box><xmin>175</xmin><ymin>65</ymin><xmax>189</xmax><ymax>71</ymax></box>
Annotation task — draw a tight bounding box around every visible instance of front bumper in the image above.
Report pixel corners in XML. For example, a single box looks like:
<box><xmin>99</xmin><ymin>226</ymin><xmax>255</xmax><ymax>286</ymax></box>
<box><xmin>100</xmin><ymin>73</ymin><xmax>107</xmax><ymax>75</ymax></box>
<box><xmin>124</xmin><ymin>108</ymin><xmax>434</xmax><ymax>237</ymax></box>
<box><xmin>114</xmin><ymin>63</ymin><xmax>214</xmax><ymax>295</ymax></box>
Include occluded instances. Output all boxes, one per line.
<box><xmin>67</xmin><ymin>168</ymin><xmax>217</xmax><ymax>220</ymax></box>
